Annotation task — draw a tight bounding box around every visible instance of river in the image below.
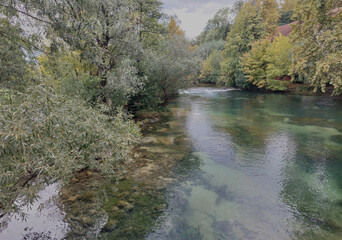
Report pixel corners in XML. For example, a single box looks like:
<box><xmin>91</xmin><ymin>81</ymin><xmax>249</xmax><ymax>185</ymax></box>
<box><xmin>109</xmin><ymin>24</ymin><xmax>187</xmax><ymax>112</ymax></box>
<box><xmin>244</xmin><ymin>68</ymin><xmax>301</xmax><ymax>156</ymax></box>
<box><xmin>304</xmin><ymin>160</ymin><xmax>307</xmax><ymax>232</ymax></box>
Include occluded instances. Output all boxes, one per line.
<box><xmin>1</xmin><ymin>87</ymin><xmax>342</xmax><ymax>239</ymax></box>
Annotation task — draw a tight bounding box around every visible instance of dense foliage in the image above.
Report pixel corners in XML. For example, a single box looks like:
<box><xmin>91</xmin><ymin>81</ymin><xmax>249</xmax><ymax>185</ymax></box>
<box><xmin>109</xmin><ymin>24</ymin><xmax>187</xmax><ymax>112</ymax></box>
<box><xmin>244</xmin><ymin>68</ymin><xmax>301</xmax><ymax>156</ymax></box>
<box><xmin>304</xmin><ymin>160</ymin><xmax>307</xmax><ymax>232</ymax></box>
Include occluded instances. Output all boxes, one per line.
<box><xmin>195</xmin><ymin>0</ymin><xmax>341</xmax><ymax>94</ymax></box>
<box><xmin>196</xmin><ymin>1</ymin><xmax>243</xmax><ymax>84</ymax></box>
<box><xmin>196</xmin><ymin>5</ymin><xmax>240</xmax><ymax>44</ymax></box>
<box><xmin>199</xmin><ymin>50</ymin><xmax>223</xmax><ymax>84</ymax></box>
<box><xmin>241</xmin><ymin>35</ymin><xmax>292</xmax><ymax>91</ymax></box>
<box><xmin>0</xmin><ymin>0</ymin><xmax>198</xmax><ymax>217</ymax></box>
<box><xmin>0</xmin><ymin>86</ymin><xmax>140</xmax><ymax>216</ymax></box>
<box><xmin>291</xmin><ymin>0</ymin><xmax>342</xmax><ymax>95</ymax></box>
<box><xmin>143</xmin><ymin>36</ymin><xmax>201</xmax><ymax>105</ymax></box>
<box><xmin>221</xmin><ymin>1</ymin><xmax>264</xmax><ymax>88</ymax></box>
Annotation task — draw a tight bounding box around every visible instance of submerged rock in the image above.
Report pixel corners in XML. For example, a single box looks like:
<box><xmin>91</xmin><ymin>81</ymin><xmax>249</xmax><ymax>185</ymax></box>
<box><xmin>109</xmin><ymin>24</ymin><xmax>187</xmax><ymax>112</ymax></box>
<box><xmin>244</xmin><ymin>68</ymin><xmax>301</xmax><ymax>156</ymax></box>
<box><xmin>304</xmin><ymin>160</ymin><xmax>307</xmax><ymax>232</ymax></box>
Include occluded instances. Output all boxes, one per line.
<box><xmin>67</xmin><ymin>195</ymin><xmax>81</xmax><ymax>202</ymax></box>
<box><xmin>102</xmin><ymin>220</ymin><xmax>118</xmax><ymax>232</ymax></box>
<box><xmin>173</xmin><ymin>135</ymin><xmax>187</xmax><ymax>145</ymax></box>
<box><xmin>117</xmin><ymin>201</ymin><xmax>134</xmax><ymax>211</ymax></box>
<box><xmin>71</xmin><ymin>178</ymin><xmax>80</xmax><ymax>183</ymax></box>
<box><xmin>80</xmin><ymin>191</ymin><xmax>95</xmax><ymax>202</ymax></box>
<box><xmin>157</xmin><ymin>136</ymin><xmax>175</xmax><ymax>145</ymax></box>
<box><xmin>80</xmin><ymin>216</ymin><xmax>93</xmax><ymax>226</ymax></box>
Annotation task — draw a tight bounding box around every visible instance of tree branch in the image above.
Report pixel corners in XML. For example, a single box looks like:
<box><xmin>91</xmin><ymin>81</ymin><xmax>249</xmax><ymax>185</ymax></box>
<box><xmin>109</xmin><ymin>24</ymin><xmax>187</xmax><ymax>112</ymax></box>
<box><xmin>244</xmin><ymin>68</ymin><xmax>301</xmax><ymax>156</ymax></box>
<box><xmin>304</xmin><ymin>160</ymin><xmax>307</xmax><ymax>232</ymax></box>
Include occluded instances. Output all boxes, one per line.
<box><xmin>0</xmin><ymin>3</ymin><xmax>52</xmax><ymax>24</ymax></box>
<box><xmin>0</xmin><ymin>30</ymin><xmax>47</xmax><ymax>55</ymax></box>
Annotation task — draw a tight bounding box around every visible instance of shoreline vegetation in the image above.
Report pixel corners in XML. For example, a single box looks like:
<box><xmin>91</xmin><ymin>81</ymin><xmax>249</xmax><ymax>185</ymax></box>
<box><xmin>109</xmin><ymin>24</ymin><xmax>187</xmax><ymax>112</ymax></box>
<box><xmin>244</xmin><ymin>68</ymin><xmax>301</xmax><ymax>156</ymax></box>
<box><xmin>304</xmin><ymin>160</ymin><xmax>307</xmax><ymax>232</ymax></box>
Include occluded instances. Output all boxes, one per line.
<box><xmin>197</xmin><ymin>1</ymin><xmax>341</xmax><ymax>96</ymax></box>
<box><xmin>57</xmin><ymin>108</ymin><xmax>191</xmax><ymax>239</ymax></box>
<box><xmin>0</xmin><ymin>0</ymin><xmax>341</xmax><ymax>234</ymax></box>
<box><xmin>0</xmin><ymin>0</ymin><xmax>200</xmax><ymax>219</ymax></box>
<box><xmin>192</xmin><ymin>82</ymin><xmax>336</xmax><ymax>97</ymax></box>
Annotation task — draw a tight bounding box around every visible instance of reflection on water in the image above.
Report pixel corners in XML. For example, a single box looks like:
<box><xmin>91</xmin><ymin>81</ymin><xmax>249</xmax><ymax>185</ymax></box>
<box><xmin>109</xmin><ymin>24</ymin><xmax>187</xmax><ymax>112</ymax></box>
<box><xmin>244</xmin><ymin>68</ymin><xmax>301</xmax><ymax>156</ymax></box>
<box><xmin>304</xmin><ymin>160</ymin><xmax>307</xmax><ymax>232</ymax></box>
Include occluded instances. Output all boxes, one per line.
<box><xmin>1</xmin><ymin>87</ymin><xmax>342</xmax><ymax>239</ymax></box>
<box><xmin>0</xmin><ymin>184</ymin><xmax>68</xmax><ymax>239</ymax></box>
<box><xmin>148</xmin><ymin>88</ymin><xmax>342</xmax><ymax>240</ymax></box>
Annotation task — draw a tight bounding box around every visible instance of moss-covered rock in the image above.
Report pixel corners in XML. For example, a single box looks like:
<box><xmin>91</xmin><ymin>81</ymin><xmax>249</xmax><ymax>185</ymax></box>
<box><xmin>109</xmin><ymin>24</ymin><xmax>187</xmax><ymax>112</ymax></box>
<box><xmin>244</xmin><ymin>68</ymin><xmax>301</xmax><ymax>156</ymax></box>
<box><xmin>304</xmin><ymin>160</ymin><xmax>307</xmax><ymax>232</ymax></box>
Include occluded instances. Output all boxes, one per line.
<box><xmin>102</xmin><ymin>220</ymin><xmax>118</xmax><ymax>232</ymax></box>
<box><xmin>117</xmin><ymin>201</ymin><xmax>134</xmax><ymax>211</ymax></box>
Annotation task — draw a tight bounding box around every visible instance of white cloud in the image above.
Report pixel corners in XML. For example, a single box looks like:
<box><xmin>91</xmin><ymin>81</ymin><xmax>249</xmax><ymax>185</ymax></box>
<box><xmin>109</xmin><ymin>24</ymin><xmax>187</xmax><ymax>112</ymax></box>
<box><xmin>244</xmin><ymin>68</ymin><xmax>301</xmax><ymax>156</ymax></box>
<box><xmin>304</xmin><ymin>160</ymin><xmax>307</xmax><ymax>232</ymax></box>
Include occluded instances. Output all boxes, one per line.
<box><xmin>162</xmin><ymin>1</ymin><xmax>235</xmax><ymax>39</ymax></box>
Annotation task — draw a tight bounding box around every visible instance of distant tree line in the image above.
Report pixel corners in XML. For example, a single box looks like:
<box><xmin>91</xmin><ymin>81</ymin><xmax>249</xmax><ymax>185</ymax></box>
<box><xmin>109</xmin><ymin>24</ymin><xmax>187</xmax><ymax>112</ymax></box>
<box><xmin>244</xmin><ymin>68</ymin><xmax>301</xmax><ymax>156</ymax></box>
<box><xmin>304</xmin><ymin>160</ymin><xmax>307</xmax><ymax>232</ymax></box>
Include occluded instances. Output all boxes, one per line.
<box><xmin>196</xmin><ymin>0</ymin><xmax>342</xmax><ymax>95</ymax></box>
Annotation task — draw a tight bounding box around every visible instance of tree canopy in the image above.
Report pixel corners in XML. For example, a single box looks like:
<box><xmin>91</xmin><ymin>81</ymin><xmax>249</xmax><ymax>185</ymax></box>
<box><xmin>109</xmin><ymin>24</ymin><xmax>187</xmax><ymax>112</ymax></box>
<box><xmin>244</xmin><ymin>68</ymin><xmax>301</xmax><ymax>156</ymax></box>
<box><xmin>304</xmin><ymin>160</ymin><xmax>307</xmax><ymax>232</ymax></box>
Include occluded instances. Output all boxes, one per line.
<box><xmin>221</xmin><ymin>1</ymin><xmax>264</xmax><ymax>87</ymax></box>
<box><xmin>291</xmin><ymin>0</ymin><xmax>342</xmax><ymax>94</ymax></box>
<box><xmin>0</xmin><ymin>0</ymin><xmax>199</xmax><ymax>217</ymax></box>
<box><xmin>195</xmin><ymin>0</ymin><xmax>341</xmax><ymax>94</ymax></box>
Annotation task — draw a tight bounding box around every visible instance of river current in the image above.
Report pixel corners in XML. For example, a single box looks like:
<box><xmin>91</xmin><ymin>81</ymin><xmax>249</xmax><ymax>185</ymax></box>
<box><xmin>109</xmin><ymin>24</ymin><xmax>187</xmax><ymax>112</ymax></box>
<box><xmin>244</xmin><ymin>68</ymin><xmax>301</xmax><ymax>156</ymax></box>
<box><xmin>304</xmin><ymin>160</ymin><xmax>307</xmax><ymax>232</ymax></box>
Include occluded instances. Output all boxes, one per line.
<box><xmin>1</xmin><ymin>87</ymin><xmax>342</xmax><ymax>239</ymax></box>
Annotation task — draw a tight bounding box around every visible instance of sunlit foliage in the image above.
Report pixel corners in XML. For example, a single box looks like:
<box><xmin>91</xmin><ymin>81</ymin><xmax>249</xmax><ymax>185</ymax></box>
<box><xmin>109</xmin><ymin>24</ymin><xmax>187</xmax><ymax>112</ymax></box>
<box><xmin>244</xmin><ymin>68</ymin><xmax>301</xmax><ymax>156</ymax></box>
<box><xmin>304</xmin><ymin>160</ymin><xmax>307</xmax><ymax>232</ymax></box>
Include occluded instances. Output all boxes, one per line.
<box><xmin>221</xmin><ymin>1</ymin><xmax>264</xmax><ymax>88</ymax></box>
<box><xmin>266</xmin><ymin>34</ymin><xmax>293</xmax><ymax>81</ymax></box>
<box><xmin>291</xmin><ymin>0</ymin><xmax>342</xmax><ymax>95</ymax></box>
<box><xmin>258</xmin><ymin>0</ymin><xmax>281</xmax><ymax>36</ymax></box>
<box><xmin>168</xmin><ymin>18</ymin><xmax>185</xmax><ymax>37</ymax></box>
<box><xmin>241</xmin><ymin>34</ymin><xmax>292</xmax><ymax>91</ymax></box>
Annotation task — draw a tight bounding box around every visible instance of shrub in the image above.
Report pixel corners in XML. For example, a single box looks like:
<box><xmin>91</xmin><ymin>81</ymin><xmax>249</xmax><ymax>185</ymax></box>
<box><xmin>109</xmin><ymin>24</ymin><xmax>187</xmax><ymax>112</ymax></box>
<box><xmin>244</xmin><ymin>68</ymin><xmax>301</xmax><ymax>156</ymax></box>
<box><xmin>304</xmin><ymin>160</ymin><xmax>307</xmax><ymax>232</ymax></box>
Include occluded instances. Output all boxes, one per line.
<box><xmin>0</xmin><ymin>85</ymin><xmax>140</xmax><ymax>216</ymax></box>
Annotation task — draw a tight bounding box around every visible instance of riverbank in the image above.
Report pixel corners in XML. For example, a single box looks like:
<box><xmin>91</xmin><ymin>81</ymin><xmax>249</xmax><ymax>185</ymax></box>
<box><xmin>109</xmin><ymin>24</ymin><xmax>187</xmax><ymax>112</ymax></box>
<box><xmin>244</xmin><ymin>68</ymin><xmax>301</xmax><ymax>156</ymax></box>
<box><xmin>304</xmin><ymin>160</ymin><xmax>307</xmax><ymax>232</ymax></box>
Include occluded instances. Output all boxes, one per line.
<box><xmin>2</xmin><ymin>87</ymin><xmax>342</xmax><ymax>240</ymax></box>
<box><xmin>64</xmin><ymin>108</ymin><xmax>195</xmax><ymax>239</ymax></box>
<box><xmin>15</xmin><ymin>108</ymin><xmax>192</xmax><ymax>240</ymax></box>
<box><xmin>195</xmin><ymin>82</ymin><xmax>340</xmax><ymax>97</ymax></box>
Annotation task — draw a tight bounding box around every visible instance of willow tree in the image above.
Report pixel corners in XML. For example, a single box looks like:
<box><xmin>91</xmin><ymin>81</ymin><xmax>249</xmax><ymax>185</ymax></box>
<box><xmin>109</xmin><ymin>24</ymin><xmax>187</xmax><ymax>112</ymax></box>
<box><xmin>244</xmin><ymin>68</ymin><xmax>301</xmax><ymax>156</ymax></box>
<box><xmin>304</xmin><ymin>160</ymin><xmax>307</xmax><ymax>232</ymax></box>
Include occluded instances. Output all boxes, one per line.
<box><xmin>291</xmin><ymin>0</ymin><xmax>342</xmax><ymax>95</ymax></box>
<box><xmin>0</xmin><ymin>86</ymin><xmax>140</xmax><ymax>218</ymax></box>
<box><xmin>0</xmin><ymin>18</ymin><xmax>32</xmax><ymax>88</ymax></box>
<box><xmin>3</xmin><ymin>0</ymin><xmax>143</xmax><ymax>109</ymax></box>
<box><xmin>0</xmin><ymin>0</ymin><xmax>141</xmax><ymax>218</ymax></box>
<box><xmin>140</xmin><ymin>20</ymin><xmax>201</xmax><ymax>106</ymax></box>
<box><xmin>144</xmin><ymin>39</ymin><xmax>200</xmax><ymax>105</ymax></box>
<box><xmin>0</xmin><ymin>1</ymin><xmax>42</xmax><ymax>89</ymax></box>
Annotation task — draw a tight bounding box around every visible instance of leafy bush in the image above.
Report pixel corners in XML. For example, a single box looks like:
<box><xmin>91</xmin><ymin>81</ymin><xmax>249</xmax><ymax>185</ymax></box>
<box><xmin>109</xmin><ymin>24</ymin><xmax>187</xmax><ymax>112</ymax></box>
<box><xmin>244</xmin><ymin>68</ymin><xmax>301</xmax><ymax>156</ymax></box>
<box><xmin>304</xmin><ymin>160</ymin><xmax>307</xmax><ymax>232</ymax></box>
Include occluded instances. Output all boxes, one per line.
<box><xmin>0</xmin><ymin>85</ymin><xmax>140</xmax><ymax>216</ymax></box>
<box><xmin>266</xmin><ymin>80</ymin><xmax>288</xmax><ymax>91</ymax></box>
<box><xmin>142</xmin><ymin>35</ymin><xmax>201</xmax><ymax>105</ymax></box>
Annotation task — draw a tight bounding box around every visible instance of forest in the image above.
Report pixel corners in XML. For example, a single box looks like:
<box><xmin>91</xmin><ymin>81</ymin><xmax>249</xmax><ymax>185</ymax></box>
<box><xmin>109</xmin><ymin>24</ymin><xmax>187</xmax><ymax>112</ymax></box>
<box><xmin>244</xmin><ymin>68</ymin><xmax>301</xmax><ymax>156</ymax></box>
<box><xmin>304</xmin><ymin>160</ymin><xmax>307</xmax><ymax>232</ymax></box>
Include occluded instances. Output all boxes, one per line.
<box><xmin>198</xmin><ymin>0</ymin><xmax>341</xmax><ymax>95</ymax></box>
<box><xmin>0</xmin><ymin>0</ymin><xmax>341</xmax><ymax>221</ymax></box>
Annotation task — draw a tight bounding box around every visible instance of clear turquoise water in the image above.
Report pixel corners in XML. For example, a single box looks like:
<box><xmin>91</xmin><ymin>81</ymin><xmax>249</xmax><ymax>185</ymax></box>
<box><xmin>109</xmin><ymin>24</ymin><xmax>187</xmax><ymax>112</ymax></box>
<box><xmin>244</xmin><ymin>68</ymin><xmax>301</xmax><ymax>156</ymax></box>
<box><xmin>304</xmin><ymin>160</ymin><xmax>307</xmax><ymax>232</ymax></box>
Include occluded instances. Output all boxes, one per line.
<box><xmin>147</xmin><ymin>88</ymin><xmax>342</xmax><ymax>240</ymax></box>
<box><xmin>1</xmin><ymin>87</ymin><xmax>342</xmax><ymax>240</ymax></box>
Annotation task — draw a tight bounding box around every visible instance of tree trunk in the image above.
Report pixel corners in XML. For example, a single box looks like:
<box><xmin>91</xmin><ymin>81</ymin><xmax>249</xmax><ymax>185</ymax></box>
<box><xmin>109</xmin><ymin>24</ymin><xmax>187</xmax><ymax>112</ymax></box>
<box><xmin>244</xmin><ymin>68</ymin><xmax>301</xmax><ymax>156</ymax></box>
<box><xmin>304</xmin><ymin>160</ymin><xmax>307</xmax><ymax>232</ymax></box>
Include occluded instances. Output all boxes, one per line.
<box><xmin>162</xmin><ymin>87</ymin><xmax>169</xmax><ymax>106</ymax></box>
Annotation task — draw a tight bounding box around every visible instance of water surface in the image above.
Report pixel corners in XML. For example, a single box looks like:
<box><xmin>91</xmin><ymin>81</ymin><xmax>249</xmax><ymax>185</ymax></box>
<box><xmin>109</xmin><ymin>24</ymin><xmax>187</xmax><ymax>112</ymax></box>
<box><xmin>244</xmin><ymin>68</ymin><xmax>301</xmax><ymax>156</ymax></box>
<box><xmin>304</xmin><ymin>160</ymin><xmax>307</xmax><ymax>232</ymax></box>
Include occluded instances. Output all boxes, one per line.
<box><xmin>1</xmin><ymin>87</ymin><xmax>342</xmax><ymax>240</ymax></box>
<box><xmin>148</xmin><ymin>88</ymin><xmax>342</xmax><ymax>240</ymax></box>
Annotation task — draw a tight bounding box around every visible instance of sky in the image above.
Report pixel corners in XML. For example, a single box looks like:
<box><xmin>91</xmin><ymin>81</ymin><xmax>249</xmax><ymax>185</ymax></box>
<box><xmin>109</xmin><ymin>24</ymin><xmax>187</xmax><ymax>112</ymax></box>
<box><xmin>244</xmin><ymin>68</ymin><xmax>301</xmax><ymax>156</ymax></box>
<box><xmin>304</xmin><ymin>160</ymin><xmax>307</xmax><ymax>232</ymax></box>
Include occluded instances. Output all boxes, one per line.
<box><xmin>162</xmin><ymin>0</ymin><xmax>236</xmax><ymax>39</ymax></box>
